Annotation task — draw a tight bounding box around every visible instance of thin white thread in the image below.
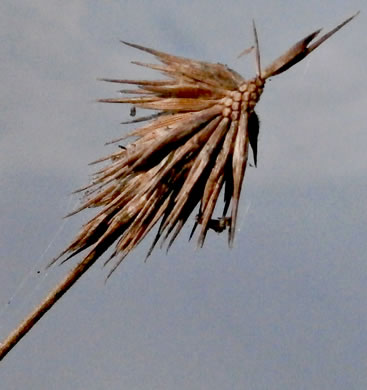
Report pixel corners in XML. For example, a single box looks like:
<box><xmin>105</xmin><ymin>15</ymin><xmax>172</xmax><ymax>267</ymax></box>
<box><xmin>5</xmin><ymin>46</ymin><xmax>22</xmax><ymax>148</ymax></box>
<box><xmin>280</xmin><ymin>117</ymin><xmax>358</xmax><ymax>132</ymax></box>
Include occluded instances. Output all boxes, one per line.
<box><xmin>238</xmin><ymin>199</ymin><xmax>251</xmax><ymax>234</ymax></box>
<box><xmin>301</xmin><ymin>57</ymin><xmax>311</xmax><ymax>81</ymax></box>
<box><xmin>0</xmin><ymin>194</ymin><xmax>78</xmax><ymax>326</ymax></box>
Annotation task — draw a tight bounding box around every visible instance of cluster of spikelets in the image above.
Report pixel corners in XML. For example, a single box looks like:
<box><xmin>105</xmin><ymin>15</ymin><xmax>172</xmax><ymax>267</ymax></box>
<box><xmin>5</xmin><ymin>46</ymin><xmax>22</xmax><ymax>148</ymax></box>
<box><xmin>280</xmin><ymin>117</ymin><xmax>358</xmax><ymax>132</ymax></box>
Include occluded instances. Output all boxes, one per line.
<box><xmin>52</xmin><ymin>13</ymin><xmax>358</xmax><ymax>277</ymax></box>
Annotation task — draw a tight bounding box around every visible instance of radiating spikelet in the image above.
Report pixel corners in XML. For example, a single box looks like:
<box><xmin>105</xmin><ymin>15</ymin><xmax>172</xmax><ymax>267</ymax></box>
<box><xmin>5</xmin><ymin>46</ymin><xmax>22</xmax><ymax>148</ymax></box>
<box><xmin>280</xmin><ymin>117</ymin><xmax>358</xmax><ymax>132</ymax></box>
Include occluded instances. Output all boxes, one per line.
<box><xmin>51</xmin><ymin>13</ymin><xmax>358</xmax><ymax>277</ymax></box>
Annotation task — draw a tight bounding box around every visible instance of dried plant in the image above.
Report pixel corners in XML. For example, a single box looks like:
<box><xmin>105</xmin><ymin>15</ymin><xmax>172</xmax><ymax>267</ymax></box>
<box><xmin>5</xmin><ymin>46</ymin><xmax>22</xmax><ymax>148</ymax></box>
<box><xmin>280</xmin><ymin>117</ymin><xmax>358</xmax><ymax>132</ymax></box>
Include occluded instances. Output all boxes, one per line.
<box><xmin>52</xmin><ymin>13</ymin><xmax>358</xmax><ymax>278</ymax></box>
<box><xmin>0</xmin><ymin>13</ymin><xmax>358</xmax><ymax>360</ymax></box>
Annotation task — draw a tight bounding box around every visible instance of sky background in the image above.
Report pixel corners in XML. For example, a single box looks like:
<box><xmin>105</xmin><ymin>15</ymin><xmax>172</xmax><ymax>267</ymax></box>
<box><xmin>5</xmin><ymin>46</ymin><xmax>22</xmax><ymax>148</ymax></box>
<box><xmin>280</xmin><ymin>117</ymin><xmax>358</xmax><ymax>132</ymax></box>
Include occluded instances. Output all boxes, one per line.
<box><xmin>1</xmin><ymin>1</ymin><xmax>366</xmax><ymax>389</ymax></box>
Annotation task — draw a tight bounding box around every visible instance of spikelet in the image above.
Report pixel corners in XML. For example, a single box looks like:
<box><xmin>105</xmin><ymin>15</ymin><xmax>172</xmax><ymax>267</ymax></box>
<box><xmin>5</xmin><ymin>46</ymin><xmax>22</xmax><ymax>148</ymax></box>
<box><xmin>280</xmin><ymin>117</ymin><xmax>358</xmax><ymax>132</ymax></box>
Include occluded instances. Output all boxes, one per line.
<box><xmin>52</xmin><ymin>13</ymin><xmax>358</xmax><ymax>278</ymax></box>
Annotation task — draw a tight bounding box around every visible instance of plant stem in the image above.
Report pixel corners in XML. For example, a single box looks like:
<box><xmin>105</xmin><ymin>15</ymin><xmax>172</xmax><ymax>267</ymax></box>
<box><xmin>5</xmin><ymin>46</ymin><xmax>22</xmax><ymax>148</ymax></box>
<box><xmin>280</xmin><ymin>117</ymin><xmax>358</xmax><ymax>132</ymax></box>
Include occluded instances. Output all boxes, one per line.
<box><xmin>0</xmin><ymin>255</ymin><xmax>95</xmax><ymax>361</ymax></box>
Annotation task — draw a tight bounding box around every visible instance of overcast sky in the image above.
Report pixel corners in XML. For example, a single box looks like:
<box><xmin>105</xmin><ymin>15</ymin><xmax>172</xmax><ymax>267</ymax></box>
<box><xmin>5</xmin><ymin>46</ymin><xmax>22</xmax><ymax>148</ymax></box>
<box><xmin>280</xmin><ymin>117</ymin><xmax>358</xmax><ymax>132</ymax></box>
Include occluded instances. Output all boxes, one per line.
<box><xmin>1</xmin><ymin>1</ymin><xmax>366</xmax><ymax>389</ymax></box>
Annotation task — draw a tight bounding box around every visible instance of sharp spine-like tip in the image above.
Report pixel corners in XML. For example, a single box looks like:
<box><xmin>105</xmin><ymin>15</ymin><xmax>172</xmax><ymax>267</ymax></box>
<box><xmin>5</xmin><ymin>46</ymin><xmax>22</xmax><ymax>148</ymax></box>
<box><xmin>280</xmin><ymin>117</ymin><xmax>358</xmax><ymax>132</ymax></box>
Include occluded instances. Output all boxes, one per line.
<box><xmin>252</xmin><ymin>19</ymin><xmax>262</xmax><ymax>77</ymax></box>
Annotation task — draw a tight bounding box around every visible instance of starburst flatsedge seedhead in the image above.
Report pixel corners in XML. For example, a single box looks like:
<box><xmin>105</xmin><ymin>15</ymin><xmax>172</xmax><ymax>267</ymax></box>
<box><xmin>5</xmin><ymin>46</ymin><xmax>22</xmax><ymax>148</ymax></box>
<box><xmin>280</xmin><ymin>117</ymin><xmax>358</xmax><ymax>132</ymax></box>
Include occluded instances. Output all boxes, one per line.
<box><xmin>52</xmin><ymin>12</ymin><xmax>358</xmax><ymax>278</ymax></box>
<box><xmin>0</xmin><ymin>13</ymin><xmax>360</xmax><ymax>361</ymax></box>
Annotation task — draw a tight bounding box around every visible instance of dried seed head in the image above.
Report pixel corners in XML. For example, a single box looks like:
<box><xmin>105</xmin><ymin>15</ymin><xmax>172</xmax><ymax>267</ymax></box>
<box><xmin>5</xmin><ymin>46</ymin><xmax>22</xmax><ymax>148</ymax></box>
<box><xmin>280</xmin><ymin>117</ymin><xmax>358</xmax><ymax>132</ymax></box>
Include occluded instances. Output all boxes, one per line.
<box><xmin>52</xmin><ymin>13</ymin><xmax>358</xmax><ymax>277</ymax></box>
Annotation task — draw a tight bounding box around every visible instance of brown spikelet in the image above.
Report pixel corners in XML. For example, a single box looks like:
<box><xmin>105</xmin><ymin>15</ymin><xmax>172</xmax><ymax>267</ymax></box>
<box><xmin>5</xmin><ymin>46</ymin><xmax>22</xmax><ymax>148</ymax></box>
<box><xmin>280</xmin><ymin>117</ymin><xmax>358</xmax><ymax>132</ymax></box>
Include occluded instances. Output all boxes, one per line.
<box><xmin>52</xmin><ymin>13</ymin><xmax>359</xmax><ymax>278</ymax></box>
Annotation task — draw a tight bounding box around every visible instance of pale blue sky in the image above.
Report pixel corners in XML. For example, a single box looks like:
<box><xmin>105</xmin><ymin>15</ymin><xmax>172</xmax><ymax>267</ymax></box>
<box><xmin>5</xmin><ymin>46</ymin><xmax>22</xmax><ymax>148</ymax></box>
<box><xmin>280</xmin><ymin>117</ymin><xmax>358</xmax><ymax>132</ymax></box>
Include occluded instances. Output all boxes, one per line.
<box><xmin>1</xmin><ymin>1</ymin><xmax>366</xmax><ymax>389</ymax></box>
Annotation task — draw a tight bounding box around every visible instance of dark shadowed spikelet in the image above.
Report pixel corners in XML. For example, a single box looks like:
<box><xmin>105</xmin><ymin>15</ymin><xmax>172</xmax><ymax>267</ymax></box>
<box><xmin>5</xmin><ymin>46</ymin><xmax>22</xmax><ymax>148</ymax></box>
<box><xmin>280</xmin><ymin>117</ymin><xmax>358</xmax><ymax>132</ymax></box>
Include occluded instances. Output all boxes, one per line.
<box><xmin>52</xmin><ymin>13</ymin><xmax>358</xmax><ymax>278</ymax></box>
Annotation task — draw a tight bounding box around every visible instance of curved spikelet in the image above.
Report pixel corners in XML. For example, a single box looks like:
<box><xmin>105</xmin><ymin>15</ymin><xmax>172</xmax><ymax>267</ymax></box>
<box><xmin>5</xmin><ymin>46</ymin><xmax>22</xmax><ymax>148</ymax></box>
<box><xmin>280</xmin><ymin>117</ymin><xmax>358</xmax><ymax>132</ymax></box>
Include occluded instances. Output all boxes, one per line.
<box><xmin>52</xmin><ymin>13</ymin><xmax>358</xmax><ymax>277</ymax></box>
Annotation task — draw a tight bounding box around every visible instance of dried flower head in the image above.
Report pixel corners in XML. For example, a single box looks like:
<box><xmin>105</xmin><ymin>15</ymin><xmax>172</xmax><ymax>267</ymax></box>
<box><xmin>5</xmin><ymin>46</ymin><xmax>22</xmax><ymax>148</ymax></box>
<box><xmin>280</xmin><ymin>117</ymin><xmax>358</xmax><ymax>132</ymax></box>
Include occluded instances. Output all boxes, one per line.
<box><xmin>0</xmin><ymin>13</ymin><xmax>359</xmax><ymax>363</ymax></box>
<box><xmin>52</xmin><ymin>13</ymin><xmax>358</xmax><ymax>278</ymax></box>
